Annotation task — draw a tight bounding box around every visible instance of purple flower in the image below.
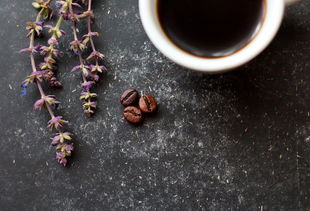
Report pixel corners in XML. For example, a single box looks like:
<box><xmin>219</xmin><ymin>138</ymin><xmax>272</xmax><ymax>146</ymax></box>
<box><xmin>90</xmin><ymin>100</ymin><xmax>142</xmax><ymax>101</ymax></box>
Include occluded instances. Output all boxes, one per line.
<box><xmin>58</xmin><ymin>157</ymin><xmax>67</xmax><ymax>166</ymax></box>
<box><xmin>39</xmin><ymin>46</ymin><xmax>50</xmax><ymax>55</ymax></box>
<box><xmin>48</xmin><ymin>38</ymin><xmax>58</xmax><ymax>45</ymax></box>
<box><xmin>43</xmin><ymin>95</ymin><xmax>59</xmax><ymax>106</ymax></box>
<box><xmin>33</xmin><ymin>71</ymin><xmax>46</xmax><ymax>75</ymax></box>
<box><xmin>86</xmin><ymin>51</ymin><xmax>105</xmax><ymax>61</ymax></box>
<box><xmin>90</xmin><ymin>101</ymin><xmax>97</xmax><ymax>108</ymax></box>
<box><xmin>52</xmin><ymin>49</ymin><xmax>61</xmax><ymax>57</ymax></box>
<box><xmin>26</xmin><ymin>21</ymin><xmax>43</xmax><ymax>36</ymax></box>
<box><xmin>88</xmin><ymin>72</ymin><xmax>99</xmax><ymax>81</ymax></box>
<box><xmin>56</xmin><ymin>151</ymin><xmax>65</xmax><ymax>160</ymax></box>
<box><xmin>81</xmin><ymin>81</ymin><xmax>95</xmax><ymax>91</ymax></box>
<box><xmin>89</xmin><ymin>64</ymin><xmax>107</xmax><ymax>73</ymax></box>
<box><xmin>33</xmin><ymin>98</ymin><xmax>45</xmax><ymax>110</ymax></box>
<box><xmin>83</xmin><ymin>101</ymin><xmax>97</xmax><ymax>110</ymax></box>
<box><xmin>40</xmin><ymin>46</ymin><xmax>61</xmax><ymax>57</ymax></box>
<box><xmin>70</xmin><ymin>40</ymin><xmax>85</xmax><ymax>54</ymax></box>
<box><xmin>45</xmin><ymin>24</ymin><xmax>66</xmax><ymax>38</ymax></box>
<box><xmin>72</xmin><ymin>65</ymin><xmax>90</xmax><ymax>76</ymax></box>
<box><xmin>23</xmin><ymin>71</ymin><xmax>45</xmax><ymax>85</ymax></box>
<box><xmin>20</xmin><ymin>84</ymin><xmax>27</xmax><ymax>96</ymax></box>
<box><xmin>48</xmin><ymin>116</ymin><xmax>68</xmax><ymax>130</ymax></box>
<box><xmin>80</xmin><ymin>92</ymin><xmax>97</xmax><ymax>100</ymax></box>
<box><xmin>44</xmin><ymin>57</ymin><xmax>56</xmax><ymax>64</ymax></box>
<box><xmin>82</xmin><ymin>32</ymin><xmax>99</xmax><ymax>45</ymax></box>
<box><xmin>64</xmin><ymin>144</ymin><xmax>74</xmax><ymax>151</ymax></box>
<box><xmin>55</xmin><ymin>141</ymin><xmax>73</xmax><ymax>167</ymax></box>
<box><xmin>52</xmin><ymin>132</ymin><xmax>72</xmax><ymax>145</ymax></box>
<box><xmin>33</xmin><ymin>45</ymin><xmax>43</xmax><ymax>52</ymax></box>
<box><xmin>82</xmin><ymin>32</ymin><xmax>99</xmax><ymax>39</ymax></box>
<box><xmin>84</xmin><ymin>109</ymin><xmax>94</xmax><ymax>115</ymax></box>
<box><xmin>19</xmin><ymin>45</ymin><xmax>43</xmax><ymax>54</ymax></box>
<box><xmin>34</xmin><ymin>21</ymin><xmax>43</xmax><ymax>27</ymax></box>
<box><xmin>56</xmin><ymin>152</ymin><xmax>67</xmax><ymax>166</ymax></box>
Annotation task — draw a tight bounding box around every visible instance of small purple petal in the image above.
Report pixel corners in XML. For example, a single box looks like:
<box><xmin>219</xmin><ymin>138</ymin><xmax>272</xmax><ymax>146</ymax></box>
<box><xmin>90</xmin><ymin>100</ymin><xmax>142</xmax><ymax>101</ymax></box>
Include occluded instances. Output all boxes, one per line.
<box><xmin>33</xmin><ymin>98</ymin><xmax>44</xmax><ymax>110</ymax></box>
<box><xmin>101</xmin><ymin>65</ymin><xmax>107</xmax><ymax>71</ymax></box>
<box><xmin>33</xmin><ymin>45</ymin><xmax>43</xmax><ymax>52</ymax></box>
<box><xmin>19</xmin><ymin>48</ymin><xmax>32</xmax><ymax>53</ymax></box>
<box><xmin>72</xmin><ymin>2</ymin><xmax>82</xmax><ymax>7</ymax></box>
<box><xmin>49</xmin><ymin>116</ymin><xmax>61</xmax><ymax>123</ymax></box>
<box><xmin>88</xmin><ymin>72</ymin><xmax>99</xmax><ymax>81</ymax></box>
<box><xmin>32</xmin><ymin>71</ymin><xmax>45</xmax><ymax>75</ymax></box>
<box><xmin>56</xmin><ymin>152</ymin><xmax>64</xmax><ymax>159</ymax></box>
<box><xmin>51</xmin><ymin>135</ymin><xmax>61</xmax><ymax>145</ymax></box>
<box><xmin>90</xmin><ymin>101</ymin><xmax>97</xmax><ymax>108</ymax></box>
<box><xmin>34</xmin><ymin>21</ymin><xmax>44</xmax><ymax>26</ymax></box>
<box><xmin>81</xmin><ymin>81</ymin><xmax>95</xmax><ymax>91</ymax></box>
<box><xmin>71</xmin><ymin>65</ymin><xmax>81</xmax><ymax>72</ymax></box>
<box><xmin>64</xmin><ymin>144</ymin><xmax>74</xmax><ymax>151</ymax></box>
<box><xmin>59</xmin><ymin>157</ymin><xmax>67</xmax><ymax>166</ymax></box>
<box><xmin>60</xmin><ymin>30</ymin><xmax>66</xmax><ymax>36</ymax></box>
<box><xmin>90</xmin><ymin>32</ymin><xmax>99</xmax><ymax>36</ymax></box>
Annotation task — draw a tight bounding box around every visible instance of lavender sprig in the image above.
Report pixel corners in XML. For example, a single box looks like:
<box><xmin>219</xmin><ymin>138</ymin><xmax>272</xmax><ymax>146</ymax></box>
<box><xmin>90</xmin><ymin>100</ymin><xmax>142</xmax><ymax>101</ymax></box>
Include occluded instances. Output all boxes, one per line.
<box><xmin>69</xmin><ymin>0</ymin><xmax>107</xmax><ymax>116</ymax></box>
<box><xmin>20</xmin><ymin>0</ymin><xmax>73</xmax><ymax>166</ymax></box>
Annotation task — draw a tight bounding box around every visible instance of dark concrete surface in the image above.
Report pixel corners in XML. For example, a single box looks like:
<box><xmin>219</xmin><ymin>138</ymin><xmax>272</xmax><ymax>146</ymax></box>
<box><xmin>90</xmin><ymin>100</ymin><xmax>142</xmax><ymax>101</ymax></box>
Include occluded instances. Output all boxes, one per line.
<box><xmin>0</xmin><ymin>0</ymin><xmax>309</xmax><ymax>210</ymax></box>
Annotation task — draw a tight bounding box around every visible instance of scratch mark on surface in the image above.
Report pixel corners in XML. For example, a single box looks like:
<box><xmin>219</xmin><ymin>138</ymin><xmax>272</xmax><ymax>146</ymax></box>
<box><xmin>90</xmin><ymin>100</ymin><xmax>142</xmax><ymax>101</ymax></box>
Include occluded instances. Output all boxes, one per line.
<box><xmin>296</xmin><ymin>138</ymin><xmax>301</xmax><ymax>209</ymax></box>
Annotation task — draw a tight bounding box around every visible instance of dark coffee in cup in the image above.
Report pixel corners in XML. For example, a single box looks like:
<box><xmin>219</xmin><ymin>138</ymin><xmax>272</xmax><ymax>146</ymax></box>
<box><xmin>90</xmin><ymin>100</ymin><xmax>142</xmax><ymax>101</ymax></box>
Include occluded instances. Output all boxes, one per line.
<box><xmin>157</xmin><ymin>0</ymin><xmax>265</xmax><ymax>58</ymax></box>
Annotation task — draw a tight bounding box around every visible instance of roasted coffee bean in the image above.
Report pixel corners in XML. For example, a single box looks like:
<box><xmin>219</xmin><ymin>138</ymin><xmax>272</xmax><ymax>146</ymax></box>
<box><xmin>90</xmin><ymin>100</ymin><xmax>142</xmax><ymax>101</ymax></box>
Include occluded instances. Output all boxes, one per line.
<box><xmin>123</xmin><ymin>106</ymin><xmax>143</xmax><ymax>123</ymax></box>
<box><xmin>139</xmin><ymin>94</ymin><xmax>157</xmax><ymax>113</ymax></box>
<box><xmin>120</xmin><ymin>88</ymin><xmax>139</xmax><ymax>106</ymax></box>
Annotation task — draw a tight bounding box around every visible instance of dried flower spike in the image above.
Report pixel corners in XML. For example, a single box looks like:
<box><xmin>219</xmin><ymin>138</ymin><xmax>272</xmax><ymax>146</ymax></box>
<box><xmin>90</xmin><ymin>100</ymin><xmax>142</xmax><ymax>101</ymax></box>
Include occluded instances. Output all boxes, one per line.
<box><xmin>68</xmin><ymin>0</ymin><xmax>107</xmax><ymax>116</ymax></box>
<box><xmin>20</xmin><ymin>0</ymin><xmax>74</xmax><ymax>166</ymax></box>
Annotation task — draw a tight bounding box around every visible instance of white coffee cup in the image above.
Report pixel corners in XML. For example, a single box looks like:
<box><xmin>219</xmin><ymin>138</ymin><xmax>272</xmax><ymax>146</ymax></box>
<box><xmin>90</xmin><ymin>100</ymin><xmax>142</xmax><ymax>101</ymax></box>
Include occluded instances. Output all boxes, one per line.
<box><xmin>139</xmin><ymin>0</ymin><xmax>302</xmax><ymax>73</ymax></box>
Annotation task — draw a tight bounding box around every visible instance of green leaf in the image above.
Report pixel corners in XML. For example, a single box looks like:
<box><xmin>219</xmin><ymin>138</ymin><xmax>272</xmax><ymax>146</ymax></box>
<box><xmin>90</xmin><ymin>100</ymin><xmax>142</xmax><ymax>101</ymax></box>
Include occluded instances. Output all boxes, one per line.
<box><xmin>32</xmin><ymin>2</ymin><xmax>41</xmax><ymax>9</ymax></box>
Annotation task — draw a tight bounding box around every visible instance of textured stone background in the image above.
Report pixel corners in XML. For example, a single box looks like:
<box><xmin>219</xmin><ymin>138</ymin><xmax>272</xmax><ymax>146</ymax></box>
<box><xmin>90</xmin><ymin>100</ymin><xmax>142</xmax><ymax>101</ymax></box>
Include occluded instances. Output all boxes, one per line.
<box><xmin>0</xmin><ymin>0</ymin><xmax>309</xmax><ymax>210</ymax></box>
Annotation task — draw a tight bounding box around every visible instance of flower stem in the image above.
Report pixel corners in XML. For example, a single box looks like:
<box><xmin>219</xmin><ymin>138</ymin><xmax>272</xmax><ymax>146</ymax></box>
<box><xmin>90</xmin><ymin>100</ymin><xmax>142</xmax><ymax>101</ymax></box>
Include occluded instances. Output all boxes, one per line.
<box><xmin>71</xmin><ymin>15</ymin><xmax>91</xmax><ymax>109</ymax></box>
<box><xmin>27</xmin><ymin>1</ymin><xmax>59</xmax><ymax>125</ymax></box>
<box><xmin>87</xmin><ymin>0</ymin><xmax>96</xmax><ymax>52</ymax></box>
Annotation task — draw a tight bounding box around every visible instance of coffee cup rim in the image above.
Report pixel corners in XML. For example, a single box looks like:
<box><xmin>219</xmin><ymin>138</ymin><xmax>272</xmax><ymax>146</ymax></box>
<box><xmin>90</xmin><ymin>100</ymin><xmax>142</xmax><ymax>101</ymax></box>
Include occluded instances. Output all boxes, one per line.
<box><xmin>139</xmin><ymin>0</ymin><xmax>285</xmax><ymax>73</ymax></box>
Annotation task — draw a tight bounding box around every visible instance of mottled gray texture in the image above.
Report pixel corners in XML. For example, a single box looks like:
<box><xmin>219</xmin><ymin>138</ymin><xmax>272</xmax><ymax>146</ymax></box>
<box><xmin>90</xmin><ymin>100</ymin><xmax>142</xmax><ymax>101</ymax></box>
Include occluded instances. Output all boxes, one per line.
<box><xmin>0</xmin><ymin>0</ymin><xmax>310</xmax><ymax>210</ymax></box>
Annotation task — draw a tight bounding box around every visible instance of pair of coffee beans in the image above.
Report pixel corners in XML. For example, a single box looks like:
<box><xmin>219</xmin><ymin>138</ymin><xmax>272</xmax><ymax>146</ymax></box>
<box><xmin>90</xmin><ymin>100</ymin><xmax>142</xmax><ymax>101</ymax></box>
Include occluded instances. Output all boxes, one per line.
<box><xmin>120</xmin><ymin>88</ymin><xmax>158</xmax><ymax>123</ymax></box>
